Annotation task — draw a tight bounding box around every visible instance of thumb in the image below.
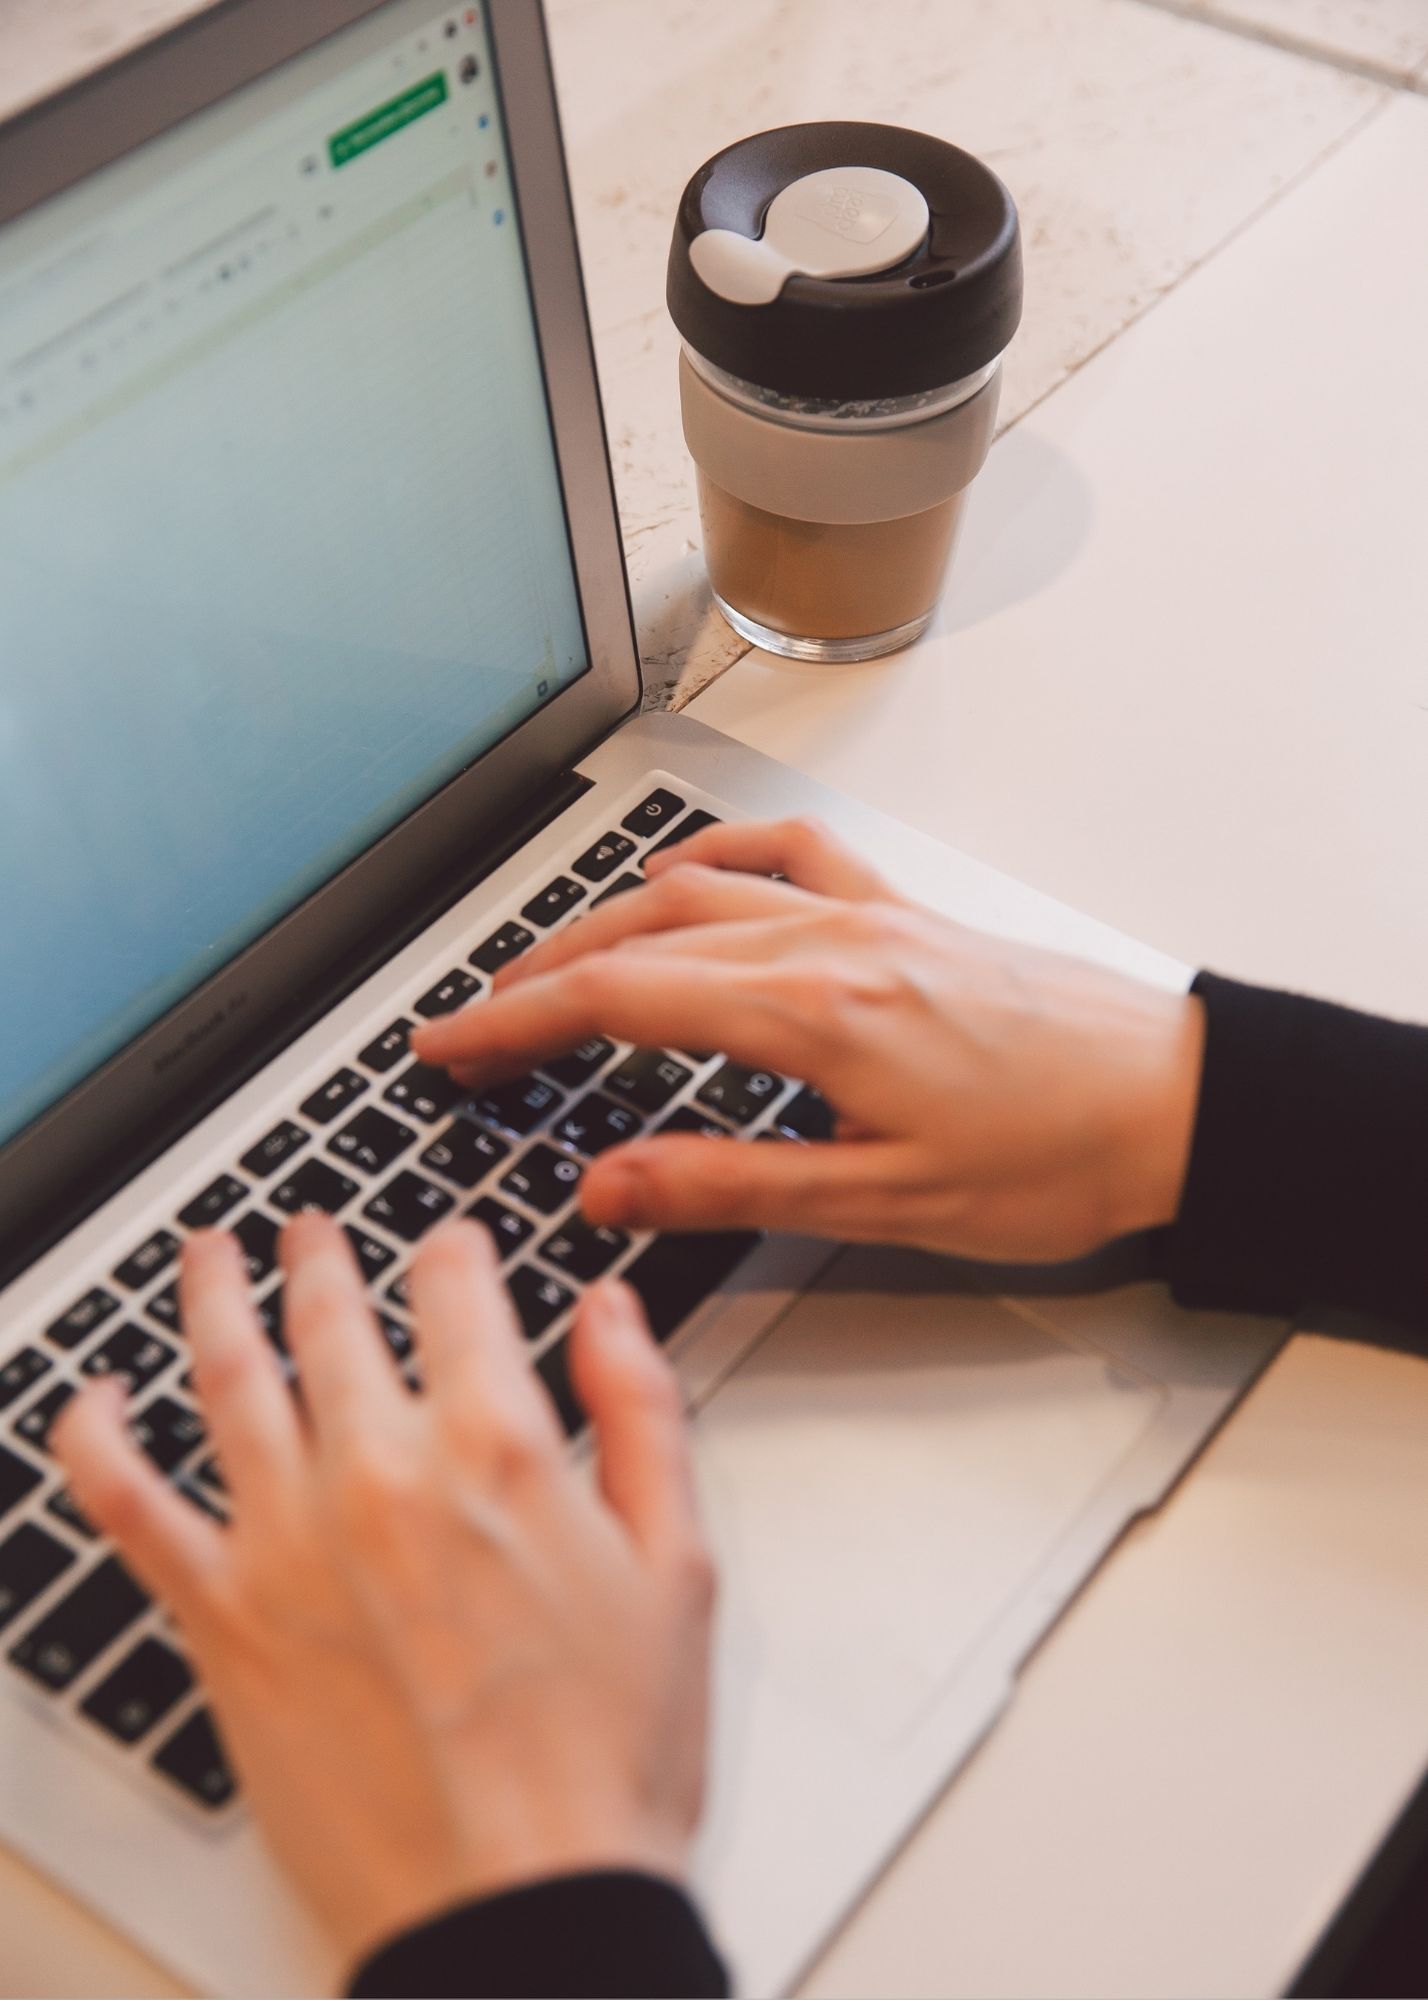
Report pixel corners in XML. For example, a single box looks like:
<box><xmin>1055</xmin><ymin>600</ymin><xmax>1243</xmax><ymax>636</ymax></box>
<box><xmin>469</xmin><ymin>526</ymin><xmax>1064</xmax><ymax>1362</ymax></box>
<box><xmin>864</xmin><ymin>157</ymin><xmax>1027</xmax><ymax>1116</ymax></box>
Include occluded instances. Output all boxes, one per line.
<box><xmin>581</xmin><ymin>1133</ymin><xmax>908</xmax><ymax>1240</ymax></box>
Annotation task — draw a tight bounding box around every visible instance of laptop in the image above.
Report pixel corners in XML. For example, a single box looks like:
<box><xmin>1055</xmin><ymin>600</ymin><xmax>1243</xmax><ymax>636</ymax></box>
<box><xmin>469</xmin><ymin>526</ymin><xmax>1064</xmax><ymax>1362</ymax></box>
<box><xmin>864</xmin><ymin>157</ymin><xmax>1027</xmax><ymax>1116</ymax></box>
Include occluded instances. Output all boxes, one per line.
<box><xmin>0</xmin><ymin>4</ymin><xmax>1288</xmax><ymax>1992</ymax></box>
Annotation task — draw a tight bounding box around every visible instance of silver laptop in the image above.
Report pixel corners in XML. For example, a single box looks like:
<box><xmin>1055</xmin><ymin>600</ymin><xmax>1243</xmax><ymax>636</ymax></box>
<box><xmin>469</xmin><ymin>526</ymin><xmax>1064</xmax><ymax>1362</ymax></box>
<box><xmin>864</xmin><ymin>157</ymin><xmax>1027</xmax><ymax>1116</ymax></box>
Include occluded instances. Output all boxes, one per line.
<box><xmin>0</xmin><ymin>5</ymin><xmax>1287</xmax><ymax>1992</ymax></box>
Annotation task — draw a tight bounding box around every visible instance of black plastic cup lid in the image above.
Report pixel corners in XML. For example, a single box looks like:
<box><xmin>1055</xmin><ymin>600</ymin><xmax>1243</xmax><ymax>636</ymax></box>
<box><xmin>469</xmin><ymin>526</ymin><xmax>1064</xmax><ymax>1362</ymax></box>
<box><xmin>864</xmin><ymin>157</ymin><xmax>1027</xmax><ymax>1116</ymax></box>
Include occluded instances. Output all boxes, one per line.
<box><xmin>667</xmin><ymin>121</ymin><xmax>1022</xmax><ymax>402</ymax></box>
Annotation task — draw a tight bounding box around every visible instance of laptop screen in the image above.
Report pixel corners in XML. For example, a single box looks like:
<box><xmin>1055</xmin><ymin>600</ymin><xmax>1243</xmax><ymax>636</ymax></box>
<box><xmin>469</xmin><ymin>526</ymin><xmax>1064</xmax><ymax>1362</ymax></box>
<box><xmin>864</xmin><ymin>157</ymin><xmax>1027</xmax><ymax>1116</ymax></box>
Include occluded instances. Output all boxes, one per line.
<box><xmin>0</xmin><ymin>1</ymin><xmax>589</xmax><ymax>1151</ymax></box>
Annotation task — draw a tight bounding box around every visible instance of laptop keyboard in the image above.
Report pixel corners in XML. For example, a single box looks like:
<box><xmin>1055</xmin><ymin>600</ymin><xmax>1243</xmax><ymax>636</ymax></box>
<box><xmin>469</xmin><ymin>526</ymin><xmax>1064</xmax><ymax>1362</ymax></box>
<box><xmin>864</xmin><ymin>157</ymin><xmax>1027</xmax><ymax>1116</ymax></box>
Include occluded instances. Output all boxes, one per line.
<box><xmin>0</xmin><ymin>785</ymin><xmax>832</xmax><ymax>1818</ymax></box>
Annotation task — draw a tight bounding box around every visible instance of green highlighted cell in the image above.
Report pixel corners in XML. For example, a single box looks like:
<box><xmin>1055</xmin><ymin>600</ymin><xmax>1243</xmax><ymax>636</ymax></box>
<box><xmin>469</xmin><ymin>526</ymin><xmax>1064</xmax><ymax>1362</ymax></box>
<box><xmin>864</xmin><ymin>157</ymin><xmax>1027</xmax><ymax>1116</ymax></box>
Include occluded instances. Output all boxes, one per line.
<box><xmin>328</xmin><ymin>72</ymin><xmax>448</xmax><ymax>168</ymax></box>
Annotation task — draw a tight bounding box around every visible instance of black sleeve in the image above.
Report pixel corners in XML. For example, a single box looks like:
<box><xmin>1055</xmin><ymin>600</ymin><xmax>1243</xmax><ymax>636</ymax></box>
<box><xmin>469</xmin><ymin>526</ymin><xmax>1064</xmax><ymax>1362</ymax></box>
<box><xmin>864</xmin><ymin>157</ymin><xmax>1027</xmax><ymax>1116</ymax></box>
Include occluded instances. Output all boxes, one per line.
<box><xmin>347</xmin><ymin>1869</ymin><xmax>729</xmax><ymax>2000</ymax></box>
<box><xmin>1167</xmin><ymin>971</ymin><xmax>1428</xmax><ymax>1336</ymax></box>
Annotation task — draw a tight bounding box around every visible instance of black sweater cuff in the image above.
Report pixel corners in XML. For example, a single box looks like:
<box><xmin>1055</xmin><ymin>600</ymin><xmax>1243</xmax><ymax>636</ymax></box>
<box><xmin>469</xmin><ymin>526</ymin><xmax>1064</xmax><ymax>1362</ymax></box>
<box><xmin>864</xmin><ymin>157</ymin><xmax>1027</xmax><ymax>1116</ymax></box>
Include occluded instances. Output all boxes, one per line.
<box><xmin>1168</xmin><ymin>972</ymin><xmax>1428</xmax><ymax>1333</ymax></box>
<box><xmin>347</xmin><ymin>1870</ymin><xmax>729</xmax><ymax>1999</ymax></box>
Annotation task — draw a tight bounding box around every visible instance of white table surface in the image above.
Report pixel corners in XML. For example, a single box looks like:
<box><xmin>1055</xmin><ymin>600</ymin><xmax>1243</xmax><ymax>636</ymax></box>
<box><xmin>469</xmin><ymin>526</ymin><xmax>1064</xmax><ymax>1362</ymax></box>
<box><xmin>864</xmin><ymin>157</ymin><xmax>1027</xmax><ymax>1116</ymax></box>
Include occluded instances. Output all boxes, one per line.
<box><xmin>3</xmin><ymin>2</ymin><xmax>1428</xmax><ymax>1995</ymax></box>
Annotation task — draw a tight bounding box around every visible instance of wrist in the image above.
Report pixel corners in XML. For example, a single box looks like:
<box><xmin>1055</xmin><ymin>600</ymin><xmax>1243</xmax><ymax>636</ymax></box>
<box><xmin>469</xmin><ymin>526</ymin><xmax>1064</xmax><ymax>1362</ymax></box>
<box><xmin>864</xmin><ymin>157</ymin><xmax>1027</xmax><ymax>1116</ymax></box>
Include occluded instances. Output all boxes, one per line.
<box><xmin>1107</xmin><ymin>990</ymin><xmax>1206</xmax><ymax>1239</ymax></box>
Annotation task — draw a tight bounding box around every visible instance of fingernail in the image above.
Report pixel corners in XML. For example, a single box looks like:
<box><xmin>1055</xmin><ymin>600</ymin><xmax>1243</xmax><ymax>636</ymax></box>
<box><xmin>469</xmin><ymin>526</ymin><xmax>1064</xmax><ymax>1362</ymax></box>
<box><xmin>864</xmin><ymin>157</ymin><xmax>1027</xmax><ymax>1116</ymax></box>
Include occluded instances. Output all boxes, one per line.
<box><xmin>282</xmin><ymin>1210</ymin><xmax>330</xmax><ymax>1254</ymax></box>
<box><xmin>183</xmin><ymin>1229</ymin><xmax>238</xmax><ymax>1273</ymax></box>
<box><xmin>586</xmin><ymin>1277</ymin><xmax>639</xmax><ymax>1336</ymax></box>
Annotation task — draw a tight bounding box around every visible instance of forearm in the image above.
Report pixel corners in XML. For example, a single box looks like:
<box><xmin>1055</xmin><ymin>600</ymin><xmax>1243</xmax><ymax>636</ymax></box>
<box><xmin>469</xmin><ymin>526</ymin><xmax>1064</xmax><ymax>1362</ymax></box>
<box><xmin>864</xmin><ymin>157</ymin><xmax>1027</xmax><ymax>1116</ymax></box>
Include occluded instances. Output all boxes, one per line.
<box><xmin>1168</xmin><ymin>972</ymin><xmax>1428</xmax><ymax>1336</ymax></box>
<box><xmin>348</xmin><ymin>1871</ymin><xmax>729</xmax><ymax>2000</ymax></box>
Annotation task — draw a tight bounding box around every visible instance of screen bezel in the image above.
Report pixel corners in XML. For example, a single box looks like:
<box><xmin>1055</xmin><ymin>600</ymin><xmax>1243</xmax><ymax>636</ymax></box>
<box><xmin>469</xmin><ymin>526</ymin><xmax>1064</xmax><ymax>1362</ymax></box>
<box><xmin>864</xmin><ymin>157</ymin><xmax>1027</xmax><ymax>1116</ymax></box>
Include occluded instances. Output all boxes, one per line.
<box><xmin>0</xmin><ymin>0</ymin><xmax>642</xmax><ymax>1268</ymax></box>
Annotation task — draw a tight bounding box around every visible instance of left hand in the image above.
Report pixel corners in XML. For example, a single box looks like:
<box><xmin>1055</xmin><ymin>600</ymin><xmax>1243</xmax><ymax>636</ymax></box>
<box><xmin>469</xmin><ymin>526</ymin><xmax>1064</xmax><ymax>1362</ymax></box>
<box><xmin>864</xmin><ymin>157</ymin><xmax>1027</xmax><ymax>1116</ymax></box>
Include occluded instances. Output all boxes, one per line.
<box><xmin>52</xmin><ymin>1215</ymin><xmax>714</xmax><ymax>1975</ymax></box>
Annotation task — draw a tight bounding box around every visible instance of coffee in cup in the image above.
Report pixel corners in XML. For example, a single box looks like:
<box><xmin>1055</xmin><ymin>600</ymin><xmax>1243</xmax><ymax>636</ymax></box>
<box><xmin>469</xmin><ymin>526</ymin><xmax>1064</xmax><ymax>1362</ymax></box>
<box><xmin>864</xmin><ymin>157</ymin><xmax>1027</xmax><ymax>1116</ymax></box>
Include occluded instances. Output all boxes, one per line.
<box><xmin>667</xmin><ymin>123</ymin><xmax>1022</xmax><ymax>661</ymax></box>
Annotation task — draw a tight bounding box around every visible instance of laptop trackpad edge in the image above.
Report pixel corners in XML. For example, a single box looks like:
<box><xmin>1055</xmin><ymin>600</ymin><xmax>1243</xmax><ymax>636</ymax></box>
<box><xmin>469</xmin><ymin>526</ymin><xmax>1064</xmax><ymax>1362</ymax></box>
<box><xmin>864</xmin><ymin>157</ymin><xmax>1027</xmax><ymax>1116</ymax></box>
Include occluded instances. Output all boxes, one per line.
<box><xmin>693</xmin><ymin>1244</ymin><xmax>1167</xmax><ymax>1751</ymax></box>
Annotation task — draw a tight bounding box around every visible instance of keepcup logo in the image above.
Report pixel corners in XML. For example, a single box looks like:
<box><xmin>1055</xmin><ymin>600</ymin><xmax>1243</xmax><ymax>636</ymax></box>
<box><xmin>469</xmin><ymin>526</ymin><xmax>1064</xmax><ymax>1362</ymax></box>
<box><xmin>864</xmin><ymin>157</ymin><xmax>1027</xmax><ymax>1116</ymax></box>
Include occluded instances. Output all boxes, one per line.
<box><xmin>789</xmin><ymin>177</ymin><xmax>899</xmax><ymax>245</ymax></box>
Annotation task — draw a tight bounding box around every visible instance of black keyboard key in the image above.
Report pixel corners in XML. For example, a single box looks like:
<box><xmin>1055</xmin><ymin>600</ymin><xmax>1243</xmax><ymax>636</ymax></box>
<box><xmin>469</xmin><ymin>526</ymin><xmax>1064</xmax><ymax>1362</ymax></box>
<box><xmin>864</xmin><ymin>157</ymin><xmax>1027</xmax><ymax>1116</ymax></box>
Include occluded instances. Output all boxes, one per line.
<box><xmin>344</xmin><ymin>1227</ymin><xmax>397</xmax><ymax>1286</ymax></box>
<box><xmin>329</xmin><ymin>1106</ymin><xmax>416</xmax><ymax>1176</ymax></box>
<box><xmin>696</xmin><ymin>1061</ymin><xmax>787</xmax><ymax>1126</ymax></box>
<box><xmin>0</xmin><ymin>1524</ymin><xmax>74</xmax><ymax>1632</ymax></box>
<box><xmin>535</xmin><ymin>1337</ymin><xmax>585</xmax><ymax>1438</ymax></box>
<box><xmin>419</xmin><ymin>1119</ymin><xmax>510</xmax><ymax>1189</ymax></box>
<box><xmin>473</xmin><ymin>1073</ymin><xmax>564</xmax><ymax>1136</ymax></box>
<box><xmin>177</xmin><ymin>1173</ymin><xmax>247</xmax><ymax>1229</ymax></box>
<box><xmin>414</xmin><ymin>968</ymin><xmax>481</xmax><ymax>1019</ymax></box>
<box><xmin>539</xmin><ymin>1217</ymin><xmax>629</xmax><ymax>1282</ymax></box>
<box><xmin>468</xmin><ymin>1196</ymin><xmax>535</xmax><ymax>1260</ymax></box>
<box><xmin>572</xmin><ymin>831</ymin><xmax>636</xmax><ymax>882</ymax></box>
<box><xmin>330</xmin><ymin>1224</ymin><xmax>386</xmax><ymax>1288</ymax></box>
<box><xmin>232</xmin><ymin>1211</ymin><xmax>280</xmax><ymax>1284</ymax></box>
<box><xmin>777</xmin><ymin>1085</ymin><xmax>835</xmax><ymax>1141</ymax></box>
<box><xmin>194</xmin><ymin>1456</ymin><xmax>227</xmax><ymax>1496</ymax></box>
<box><xmin>130</xmin><ymin>1396</ymin><xmax>206</xmax><ymax>1475</ymax></box>
<box><xmin>604</xmin><ymin>1049</ymin><xmax>694</xmax><ymax>1113</ymax></box>
<box><xmin>541</xmin><ymin>1037</ymin><xmax>617</xmax><ymax>1088</ymax></box>
<box><xmin>12</xmin><ymin>1383</ymin><xmax>75</xmax><ymax>1456</ymax></box>
<box><xmin>299</xmin><ymin>1068</ymin><xmax>367</xmax><ymax>1125</ymax></box>
<box><xmin>270</xmin><ymin>1158</ymin><xmax>359</xmax><ymax>1217</ymax></box>
<box><xmin>378</xmin><ymin>1315</ymin><xmax>413</xmax><ymax>1363</ymax></box>
<box><xmin>239</xmin><ymin>1119</ymin><xmax>307</xmax><ymax>1178</ymax></box>
<box><xmin>622</xmin><ymin>1231</ymin><xmax>762</xmax><ymax>1341</ymax></box>
<box><xmin>507</xmin><ymin>1266</ymin><xmax>575</xmax><ymax>1341</ymax></box>
<box><xmin>145</xmin><ymin>1281</ymin><xmax>181</xmax><ymax>1333</ymax></box>
<box><xmin>113</xmin><ymin>1229</ymin><xmax>180</xmax><ymax>1292</ymax></box>
<box><xmin>470</xmin><ymin>921</ymin><xmax>536</xmax><ymax>976</ymax></box>
<box><xmin>645</xmin><ymin>808</ymin><xmax>721</xmax><ymax>862</ymax></box>
<box><xmin>363</xmin><ymin>1170</ymin><xmax>455</xmax><ymax>1244</ymax></box>
<box><xmin>383</xmin><ymin>1062</ymin><xmax>463</xmax><ymax>1125</ymax></box>
<box><xmin>656</xmin><ymin>1105</ymin><xmax>732</xmax><ymax>1139</ymax></box>
<box><xmin>357</xmin><ymin>1019</ymin><xmax>413</xmax><ymax>1073</ymax></box>
<box><xmin>254</xmin><ymin>1286</ymin><xmax>286</xmax><ymax>1355</ymax></box>
<box><xmin>179</xmin><ymin>1479</ymin><xmax>228</xmax><ymax>1523</ymax></box>
<box><xmin>499</xmin><ymin>1144</ymin><xmax>583</xmax><ymax>1216</ymax></box>
<box><xmin>46</xmin><ymin>1489</ymin><xmax>98</xmax><ymax>1540</ymax></box>
<box><xmin>551</xmin><ymin>1091</ymin><xmax>643</xmax><ymax>1158</ymax></box>
<box><xmin>82</xmin><ymin>1325</ymin><xmax>176</xmax><ymax>1394</ymax></box>
<box><xmin>384</xmin><ymin>1272</ymin><xmax>411</xmax><ymax>1312</ymax></box>
<box><xmin>152</xmin><ymin>1708</ymin><xmax>236</xmax><ymax>1809</ymax></box>
<box><xmin>45</xmin><ymin>1287</ymin><xmax>119</xmax><ymax>1352</ymax></box>
<box><xmin>521</xmin><ymin>876</ymin><xmax>587</xmax><ymax>929</ymax></box>
<box><xmin>0</xmin><ymin>1443</ymin><xmax>43</xmax><ymax>1522</ymax></box>
<box><xmin>8</xmin><ymin>1555</ymin><xmax>149</xmax><ymax>1691</ymax></box>
<box><xmin>621</xmin><ymin>787</ymin><xmax>684</xmax><ymax>836</ymax></box>
<box><xmin>591</xmin><ymin>872</ymin><xmax>643</xmax><ymax>908</ymax></box>
<box><xmin>0</xmin><ymin>1346</ymin><xmax>51</xmax><ymax>1413</ymax></box>
<box><xmin>82</xmin><ymin>1636</ymin><xmax>193</xmax><ymax>1745</ymax></box>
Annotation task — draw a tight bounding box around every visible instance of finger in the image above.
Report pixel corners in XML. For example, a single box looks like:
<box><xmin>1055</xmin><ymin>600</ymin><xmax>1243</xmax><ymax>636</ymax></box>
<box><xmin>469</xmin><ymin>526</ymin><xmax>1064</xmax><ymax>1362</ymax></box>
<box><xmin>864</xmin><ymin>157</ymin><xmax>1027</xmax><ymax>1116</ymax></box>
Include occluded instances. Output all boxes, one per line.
<box><xmin>53</xmin><ymin>1379</ymin><xmax>225</xmax><ymax>1623</ymax></box>
<box><xmin>604</xmin><ymin>909</ymin><xmax>855</xmax><ymax>969</ymax></box>
<box><xmin>281</xmin><ymin>1214</ymin><xmax>406</xmax><ymax>1453</ymax></box>
<box><xmin>581</xmin><ymin>1132</ymin><xmax>916</xmax><ymax>1238</ymax></box>
<box><xmin>407</xmin><ymin>1219</ymin><xmax>557</xmax><ymax>1439</ymax></box>
<box><xmin>477</xmin><ymin>865</ymin><xmax>815</xmax><ymax>996</ymax></box>
<box><xmin>409</xmin><ymin>956</ymin><xmax>813</xmax><ymax>1088</ymax></box>
<box><xmin>644</xmin><ymin>815</ymin><xmax>895</xmax><ymax>903</ymax></box>
<box><xmin>567</xmin><ymin>1280</ymin><xmax>702</xmax><ymax>1567</ymax></box>
<box><xmin>180</xmin><ymin>1231</ymin><xmax>304</xmax><ymax>1508</ymax></box>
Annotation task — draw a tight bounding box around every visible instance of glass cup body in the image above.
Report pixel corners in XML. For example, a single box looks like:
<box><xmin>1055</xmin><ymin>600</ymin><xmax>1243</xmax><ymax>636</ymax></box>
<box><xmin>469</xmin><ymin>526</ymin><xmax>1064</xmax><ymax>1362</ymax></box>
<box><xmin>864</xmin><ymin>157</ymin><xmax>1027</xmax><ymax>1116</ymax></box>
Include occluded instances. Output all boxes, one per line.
<box><xmin>685</xmin><ymin>351</ymin><xmax>998</xmax><ymax>662</ymax></box>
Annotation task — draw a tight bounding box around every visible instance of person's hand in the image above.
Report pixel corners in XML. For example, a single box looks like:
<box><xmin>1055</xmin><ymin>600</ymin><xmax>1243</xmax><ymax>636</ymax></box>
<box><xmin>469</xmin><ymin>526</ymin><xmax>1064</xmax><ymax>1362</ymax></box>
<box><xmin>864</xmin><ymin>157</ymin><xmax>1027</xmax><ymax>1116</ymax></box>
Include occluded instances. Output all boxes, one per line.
<box><xmin>412</xmin><ymin>818</ymin><xmax>1205</xmax><ymax>1264</ymax></box>
<box><xmin>51</xmin><ymin>1217</ymin><xmax>712</xmax><ymax>1974</ymax></box>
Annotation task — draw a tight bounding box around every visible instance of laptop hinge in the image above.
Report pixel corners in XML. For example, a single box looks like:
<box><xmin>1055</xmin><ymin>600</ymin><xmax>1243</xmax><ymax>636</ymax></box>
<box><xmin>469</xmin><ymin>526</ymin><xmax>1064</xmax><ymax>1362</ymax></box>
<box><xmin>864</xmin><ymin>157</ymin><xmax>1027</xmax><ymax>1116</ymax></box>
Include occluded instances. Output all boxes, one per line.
<box><xmin>1</xmin><ymin>766</ymin><xmax>592</xmax><ymax>1290</ymax></box>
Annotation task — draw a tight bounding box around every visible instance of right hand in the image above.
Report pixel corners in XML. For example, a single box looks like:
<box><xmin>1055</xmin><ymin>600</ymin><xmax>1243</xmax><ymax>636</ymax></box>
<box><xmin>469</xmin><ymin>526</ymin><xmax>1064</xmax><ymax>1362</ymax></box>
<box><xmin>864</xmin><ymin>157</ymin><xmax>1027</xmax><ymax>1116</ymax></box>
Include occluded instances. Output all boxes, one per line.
<box><xmin>412</xmin><ymin>818</ymin><xmax>1205</xmax><ymax>1264</ymax></box>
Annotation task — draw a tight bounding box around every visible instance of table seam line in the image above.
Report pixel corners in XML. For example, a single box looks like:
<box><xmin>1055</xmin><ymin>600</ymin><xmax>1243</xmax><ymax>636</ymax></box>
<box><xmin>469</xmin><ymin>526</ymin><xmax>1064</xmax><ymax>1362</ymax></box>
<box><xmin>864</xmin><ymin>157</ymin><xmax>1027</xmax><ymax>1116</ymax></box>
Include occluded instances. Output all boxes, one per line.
<box><xmin>1127</xmin><ymin>0</ymin><xmax>1428</xmax><ymax>96</ymax></box>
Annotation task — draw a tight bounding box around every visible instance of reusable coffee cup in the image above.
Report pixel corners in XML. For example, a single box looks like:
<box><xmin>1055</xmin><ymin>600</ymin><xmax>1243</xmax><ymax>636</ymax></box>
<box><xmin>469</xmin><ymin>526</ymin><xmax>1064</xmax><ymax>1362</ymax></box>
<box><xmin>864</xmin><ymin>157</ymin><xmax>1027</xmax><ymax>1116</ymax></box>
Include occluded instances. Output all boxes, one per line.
<box><xmin>667</xmin><ymin>122</ymin><xmax>1022</xmax><ymax>661</ymax></box>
